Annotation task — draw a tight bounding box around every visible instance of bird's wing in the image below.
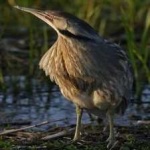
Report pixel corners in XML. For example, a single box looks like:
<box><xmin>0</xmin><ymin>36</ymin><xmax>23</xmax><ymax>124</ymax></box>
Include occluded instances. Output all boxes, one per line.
<box><xmin>62</xmin><ymin>39</ymin><xmax>133</xmax><ymax>97</ymax></box>
<box><xmin>63</xmin><ymin>39</ymin><xmax>128</xmax><ymax>80</ymax></box>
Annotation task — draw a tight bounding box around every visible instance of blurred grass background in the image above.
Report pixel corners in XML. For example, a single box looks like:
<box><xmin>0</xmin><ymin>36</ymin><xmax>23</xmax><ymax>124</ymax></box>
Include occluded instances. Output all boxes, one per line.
<box><xmin>0</xmin><ymin>0</ymin><xmax>150</xmax><ymax>99</ymax></box>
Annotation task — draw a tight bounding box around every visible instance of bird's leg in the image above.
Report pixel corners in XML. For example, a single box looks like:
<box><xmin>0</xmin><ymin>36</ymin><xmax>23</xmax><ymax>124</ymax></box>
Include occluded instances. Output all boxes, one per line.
<box><xmin>106</xmin><ymin>111</ymin><xmax>115</xmax><ymax>149</ymax></box>
<box><xmin>73</xmin><ymin>105</ymin><xmax>83</xmax><ymax>141</ymax></box>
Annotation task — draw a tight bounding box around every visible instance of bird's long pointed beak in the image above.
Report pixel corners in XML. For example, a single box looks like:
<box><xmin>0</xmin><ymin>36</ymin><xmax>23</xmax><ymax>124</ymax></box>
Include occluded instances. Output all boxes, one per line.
<box><xmin>14</xmin><ymin>5</ymin><xmax>42</xmax><ymax>15</ymax></box>
<box><xmin>14</xmin><ymin>5</ymin><xmax>58</xmax><ymax>32</ymax></box>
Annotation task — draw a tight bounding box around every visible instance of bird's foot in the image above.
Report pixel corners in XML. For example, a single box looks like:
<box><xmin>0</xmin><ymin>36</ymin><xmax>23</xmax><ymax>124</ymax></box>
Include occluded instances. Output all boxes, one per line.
<box><xmin>106</xmin><ymin>136</ymin><xmax>118</xmax><ymax>150</ymax></box>
<box><xmin>73</xmin><ymin>132</ymin><xmax>81</xmax><ymax>141</ymax></box>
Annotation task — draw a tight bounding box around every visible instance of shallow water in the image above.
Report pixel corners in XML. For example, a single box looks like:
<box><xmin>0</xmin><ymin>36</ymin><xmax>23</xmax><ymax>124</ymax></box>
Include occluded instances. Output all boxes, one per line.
<box><xmin>0</xmin><ymin>76</ymin><xmax>150</xmax><ymax>130</ymax></box>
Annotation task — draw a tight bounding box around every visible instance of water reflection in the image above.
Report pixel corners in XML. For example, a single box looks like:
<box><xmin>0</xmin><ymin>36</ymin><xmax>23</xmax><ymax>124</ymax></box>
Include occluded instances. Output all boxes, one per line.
<box><xmin>0</xmin><ymin>76</ymin><xmax>150</xmax><ymax>129</ymax></box>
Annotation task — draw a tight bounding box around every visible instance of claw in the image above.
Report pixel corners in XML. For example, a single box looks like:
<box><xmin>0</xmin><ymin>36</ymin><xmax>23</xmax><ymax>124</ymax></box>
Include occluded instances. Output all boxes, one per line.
<box><xmin>107</xmin><ymin>140</ymin><xmax>119</xmax><ymax>150</ymax></box>
<box><xmin>106</xmin><ymin>137</ymin><xmax>114</xmax><ymax>148</ymax></box>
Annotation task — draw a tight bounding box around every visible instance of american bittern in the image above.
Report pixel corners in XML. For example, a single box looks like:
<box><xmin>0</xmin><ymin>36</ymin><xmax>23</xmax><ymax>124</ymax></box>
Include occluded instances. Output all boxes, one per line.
<box><xmin>14</xmin><ymin>6</ymin><xmax>133</xmax><ymax>148</ymax></box>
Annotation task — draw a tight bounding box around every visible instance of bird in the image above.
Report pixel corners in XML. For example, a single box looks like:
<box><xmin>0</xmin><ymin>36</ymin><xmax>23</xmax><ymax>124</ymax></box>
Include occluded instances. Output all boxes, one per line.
<box><xmin>14</xmin><ymin>6</ymin><xmax>133</xmax><ymax>149</ymax></box>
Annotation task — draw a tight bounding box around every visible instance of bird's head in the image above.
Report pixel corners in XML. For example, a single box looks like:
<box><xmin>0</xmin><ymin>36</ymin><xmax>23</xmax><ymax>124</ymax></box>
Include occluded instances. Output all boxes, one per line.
<box><xmin>14</xmin><ymin>6</ymin><xmax>100</xmax><ymax>41</ymax></box>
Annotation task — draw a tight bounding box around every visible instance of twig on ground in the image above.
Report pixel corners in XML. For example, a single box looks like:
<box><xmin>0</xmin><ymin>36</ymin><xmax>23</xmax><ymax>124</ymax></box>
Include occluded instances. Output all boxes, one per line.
<box><xmin>0</xmin><ymin>118</ymin><xmax>67</xmax><ymax>135</ymax></box>
<box><xmin>136</xmin><ymin>120</ymin><xmax>150</xmax><ymax>125</ymax></box>
<box><xmin>42</xmin><ymin>127</ymin><xmax>75</xmax><ymax>140</ymax></box>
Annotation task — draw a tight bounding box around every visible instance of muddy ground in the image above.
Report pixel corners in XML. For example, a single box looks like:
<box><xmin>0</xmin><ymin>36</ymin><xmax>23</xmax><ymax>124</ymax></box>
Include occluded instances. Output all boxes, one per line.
<box><xmin>0</xmin><ymin>123</ymin><xmax>150</xmax><ymax>150</ymax></box>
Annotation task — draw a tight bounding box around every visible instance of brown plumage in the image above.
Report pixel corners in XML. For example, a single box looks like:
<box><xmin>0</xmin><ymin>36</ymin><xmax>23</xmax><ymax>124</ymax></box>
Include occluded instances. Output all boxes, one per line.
<box><xmin>15</xmin><ymin>6</ymin><xmax>133</xmax><ymax>149</ymax></box>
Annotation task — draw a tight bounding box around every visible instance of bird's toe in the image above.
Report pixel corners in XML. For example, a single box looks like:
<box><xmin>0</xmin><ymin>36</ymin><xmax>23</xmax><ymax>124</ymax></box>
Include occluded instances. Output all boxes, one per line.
<box><xmin>73</xmin><ymin>133</ymin><xmax>81</xmax><ymax>141</ymax></box>
<box><xmin>106</xmin><ymin>139</ymin><xmax>119</xmax><ymax>150</ymax></box>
